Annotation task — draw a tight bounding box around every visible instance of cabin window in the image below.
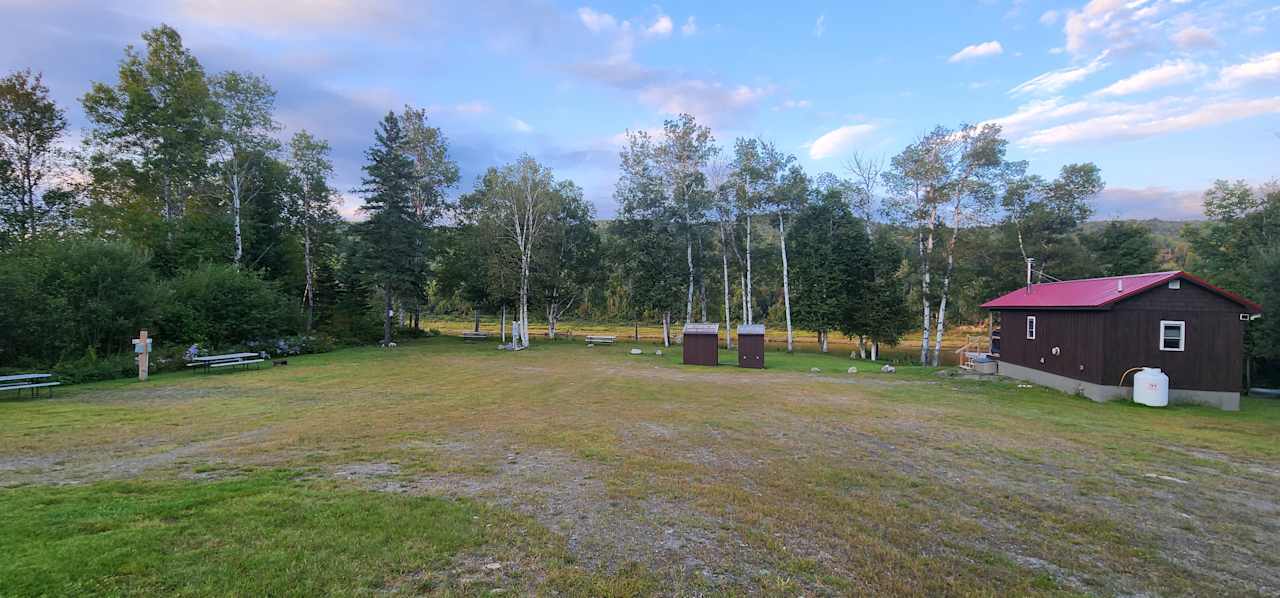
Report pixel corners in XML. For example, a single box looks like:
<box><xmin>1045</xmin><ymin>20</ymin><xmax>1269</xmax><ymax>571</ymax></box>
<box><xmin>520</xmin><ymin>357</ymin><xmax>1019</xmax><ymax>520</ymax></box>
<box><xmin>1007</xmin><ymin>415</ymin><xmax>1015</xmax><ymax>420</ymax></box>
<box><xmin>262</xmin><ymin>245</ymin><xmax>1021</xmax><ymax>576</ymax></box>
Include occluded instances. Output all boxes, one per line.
<box><xmin>1026</xmin><ymin>316</ymin><xmax>1037</xmax><ymax>340</ymax></box>
<box><xmin>1168</xmin><ymin>280</ymin><xmax>1180</xmax><ymax>289</ymax></box>
<box><xmin>1160</xmin><ymin>320</ymin><xmax>1185</xmax><ymax>352</ymax></box>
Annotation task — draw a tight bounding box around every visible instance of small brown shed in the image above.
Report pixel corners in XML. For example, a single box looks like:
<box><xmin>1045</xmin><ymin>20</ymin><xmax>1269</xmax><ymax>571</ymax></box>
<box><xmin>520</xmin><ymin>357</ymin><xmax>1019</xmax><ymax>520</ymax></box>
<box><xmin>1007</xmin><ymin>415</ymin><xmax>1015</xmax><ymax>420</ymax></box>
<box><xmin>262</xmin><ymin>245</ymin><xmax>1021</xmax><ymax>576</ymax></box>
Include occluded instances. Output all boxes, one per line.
<box><xmin>682</xmin><ymin>323</ymin><xmax>720</xmax><ymax>366</ymax></box>
<box><xmin>737</xmin><ymin>324</ymin><xmax>765</xmax><ymax>369</ymax></box>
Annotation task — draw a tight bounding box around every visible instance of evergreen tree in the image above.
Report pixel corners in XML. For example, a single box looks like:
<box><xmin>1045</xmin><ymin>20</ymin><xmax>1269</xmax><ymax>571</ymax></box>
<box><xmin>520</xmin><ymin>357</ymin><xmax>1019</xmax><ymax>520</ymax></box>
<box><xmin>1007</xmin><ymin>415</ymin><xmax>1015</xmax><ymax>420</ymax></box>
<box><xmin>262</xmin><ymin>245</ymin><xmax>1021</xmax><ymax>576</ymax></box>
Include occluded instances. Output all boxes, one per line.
<box><xmin>354</xmin><ymin>112</ymin><xmax>422</xmax><ymax>345</ymax></box>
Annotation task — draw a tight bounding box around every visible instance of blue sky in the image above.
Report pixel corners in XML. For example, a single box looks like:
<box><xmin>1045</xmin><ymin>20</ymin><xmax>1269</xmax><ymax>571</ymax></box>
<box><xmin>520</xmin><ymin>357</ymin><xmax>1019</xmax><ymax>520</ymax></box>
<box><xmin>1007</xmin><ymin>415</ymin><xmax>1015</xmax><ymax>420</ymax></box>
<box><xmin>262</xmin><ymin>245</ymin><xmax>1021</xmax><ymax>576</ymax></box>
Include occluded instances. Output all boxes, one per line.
<box><xmin>3</xmin><ymin>0</ymin><xmax>1279</xmax><ymax>219</ymax></box>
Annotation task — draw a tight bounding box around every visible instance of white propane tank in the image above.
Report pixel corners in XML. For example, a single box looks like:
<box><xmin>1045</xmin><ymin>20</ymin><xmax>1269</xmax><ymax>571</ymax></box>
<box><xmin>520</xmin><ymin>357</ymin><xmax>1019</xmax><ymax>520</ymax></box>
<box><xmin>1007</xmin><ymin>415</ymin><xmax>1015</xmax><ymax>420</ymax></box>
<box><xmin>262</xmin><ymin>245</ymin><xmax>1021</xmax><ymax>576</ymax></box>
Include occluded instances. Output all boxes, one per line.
<box><xmin>1133</xmin><ymin>367</ymin><xmax>1169</xmax><ymax>407</ymax></box>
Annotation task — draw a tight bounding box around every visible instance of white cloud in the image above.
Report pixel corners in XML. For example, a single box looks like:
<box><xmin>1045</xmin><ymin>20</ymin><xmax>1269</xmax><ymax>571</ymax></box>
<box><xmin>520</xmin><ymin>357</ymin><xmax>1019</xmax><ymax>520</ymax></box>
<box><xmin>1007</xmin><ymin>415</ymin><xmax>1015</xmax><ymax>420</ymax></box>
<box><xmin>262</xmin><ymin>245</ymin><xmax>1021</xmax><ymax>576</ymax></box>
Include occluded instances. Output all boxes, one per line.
<box><xmin>1093</xmin><ymin>60</ymin><xmax>1205</xmax><ymax>97</ymax></box>
<box><xmin>985</xmin><ymin>97</ymin><xmax>1095</xmax><ymax>137</ymax></box>
<box><xmin>807</xmin><ymin>124</ymin><xmax>877</xmax><ymax>160</ymax></box>
<box><xmin>1020</xmin><ymin>96</ymin><xmax>1280</xmax><ymax>146</ymax></box>
<box><xmin>1171</xmin><ymin>25</ymin><xmax>1218</xmax><ymax>49</ymax></box>
<box><xmin>510</xmin><ymin>117</ymin><xmax>533</xmax><ymax>133</ymax></box>
<box><xmin>1039</xmin><ymin>10</ymin><xmax>1060</xmax><ymax>25</ymax></box>
<box><xmin>814</xmin><ymin>15</ymin><xmax>825</xmax><ymax>37</ymax></box>
<box><xmin>645</xmin><ymin>13</ymin><xmax>673</xmax><ymax>37</ymax></box>
<box><xmin>1212</xmin><ymin>52</ymin><xmax>1280</xmax><ymax>89</ymax></box>
<box><xmin>1062</xmin><ymin>0</ymin><xmax>1178</xmax><ymax>56</ymax></box>
<box><xmin>776</xmin><ymin>99</ymin><xmax>812</xmax><ymax>110</ymax></box>
<box><xmin>452</xmin><ymin>100</ymin><xmax>492</xmax><ymax>114</ymax></box>
<box><xmin>179</xmin><ymin>0</ymin><xmax>405</xmax><ymax>33</ymax></box>
<box><xmin>577</xmin><ymin>6</ymin><xmax>619</xmax><ymax>33</ymax></box>
<box><xmin>1093</xmin><ymin>187</ymin><xmax>1205</xmax><ymax>219</ymax></box>
<box><xmin>1010</xmin><ymin>51</ymin><xmax>1109</xmax><ymax>96</ymax></box>
<box><xmin>681</xmin><ymin>16</ymin><xmax>697</xmax><ymax>36</ymax></box>
<box><xmin>948</xmin><ymin>40</ymin><xmax>1004</xmax><ymax>63</ymax></box>
<box><xmin>635</xmin><ymin>80</ymin><xmax>775</xmax><ymax>126</ymax></box>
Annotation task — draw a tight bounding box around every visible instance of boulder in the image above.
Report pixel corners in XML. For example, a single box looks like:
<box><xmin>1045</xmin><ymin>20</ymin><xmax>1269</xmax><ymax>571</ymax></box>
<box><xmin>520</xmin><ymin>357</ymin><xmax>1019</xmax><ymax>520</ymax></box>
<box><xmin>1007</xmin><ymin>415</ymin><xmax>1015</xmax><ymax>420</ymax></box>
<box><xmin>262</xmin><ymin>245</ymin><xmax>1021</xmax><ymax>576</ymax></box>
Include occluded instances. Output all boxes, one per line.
<box><xmin>629</xmin><ymin>348</ymin><xmax>643</xmax><ymax>355</ymax></box>
<box><xmin>655</xmin><ymin>350</ymin><xmax>663</xmax><ymax>356</ymax></box>
<box><xmin>881</xmin><ymin>364</ymin><xmax>896</xmax><ymax>373</ymax></box>
<box><xmin>847</xmin><ymin>366</ymin><xmax>858</xmax><ymax>374</ymax></box>
<box><xmin>809</xmin><ymin>367</ymin><xmax>821</xmax><ymax>373</ymax></box>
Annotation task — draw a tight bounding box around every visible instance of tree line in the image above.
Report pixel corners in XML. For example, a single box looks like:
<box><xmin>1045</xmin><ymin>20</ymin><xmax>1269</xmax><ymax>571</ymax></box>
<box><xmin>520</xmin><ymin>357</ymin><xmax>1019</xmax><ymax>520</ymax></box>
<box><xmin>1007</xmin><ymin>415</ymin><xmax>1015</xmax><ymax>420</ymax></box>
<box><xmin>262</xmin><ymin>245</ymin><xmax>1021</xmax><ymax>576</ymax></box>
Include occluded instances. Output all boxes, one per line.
<box><xmin>1</xmin><ymin>24</ymin><xmax>1276</xmax><ymax>380</ymax></box>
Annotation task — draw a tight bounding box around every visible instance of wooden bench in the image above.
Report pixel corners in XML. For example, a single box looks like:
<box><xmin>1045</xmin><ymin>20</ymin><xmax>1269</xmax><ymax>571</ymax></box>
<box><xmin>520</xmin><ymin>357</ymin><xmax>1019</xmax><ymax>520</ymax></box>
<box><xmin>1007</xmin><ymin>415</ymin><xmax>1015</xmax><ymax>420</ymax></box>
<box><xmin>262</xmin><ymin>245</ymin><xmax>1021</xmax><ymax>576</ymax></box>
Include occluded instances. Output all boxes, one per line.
<box><xmin>584</xmin><ymin>335</ymin><xmax>617</xmax><ymax>345</ymax></box>
<box><xmin>188</xmin><ymin>353</ymin><xmax>266</xmax><ymax>373</ymax></box>
<box><xmin>0</xmin><ymin>374</ymin><xmax>61</xmax><ymax>398</ymax></box>
<box><xmin>461</xmin><ymin>331</ymin><xmax>490</xmax><ymax>341</ymax></box>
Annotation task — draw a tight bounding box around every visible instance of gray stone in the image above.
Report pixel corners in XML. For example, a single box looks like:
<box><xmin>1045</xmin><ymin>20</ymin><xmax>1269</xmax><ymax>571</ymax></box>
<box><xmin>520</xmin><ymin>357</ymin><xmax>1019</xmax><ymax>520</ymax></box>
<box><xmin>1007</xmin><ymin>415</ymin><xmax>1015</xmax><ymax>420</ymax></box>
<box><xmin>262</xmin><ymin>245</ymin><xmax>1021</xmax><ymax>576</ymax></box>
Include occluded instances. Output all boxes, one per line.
<box><xmin>847</xmin><ymin>366</ymin><xmax>858</xmax><ymax>374</ymax></box>
<box><xmin>881</xmin><ymin>364</ymin><xmax>896</xmax><ymax>373</ymax></box>
<box><xmin>629</xmin><ymin>348</ymin><xmax>643</xmax><ymax>355</ymax></box>
<box><xmin>809</xmin><ymin>367</ymin><xmax>821</xmax><ymax>373</ymax></box>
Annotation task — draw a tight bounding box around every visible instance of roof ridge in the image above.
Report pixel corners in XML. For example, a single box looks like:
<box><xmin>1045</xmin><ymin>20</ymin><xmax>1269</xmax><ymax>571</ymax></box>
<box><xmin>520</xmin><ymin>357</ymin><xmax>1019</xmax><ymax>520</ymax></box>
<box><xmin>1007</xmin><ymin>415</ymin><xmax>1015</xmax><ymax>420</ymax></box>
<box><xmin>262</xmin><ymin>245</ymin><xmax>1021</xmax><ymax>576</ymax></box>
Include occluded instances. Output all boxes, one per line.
<box><xmin>1027</xmin><ymin>271</ymin><xmax>1180</xmax><ymax>287</ymax></box>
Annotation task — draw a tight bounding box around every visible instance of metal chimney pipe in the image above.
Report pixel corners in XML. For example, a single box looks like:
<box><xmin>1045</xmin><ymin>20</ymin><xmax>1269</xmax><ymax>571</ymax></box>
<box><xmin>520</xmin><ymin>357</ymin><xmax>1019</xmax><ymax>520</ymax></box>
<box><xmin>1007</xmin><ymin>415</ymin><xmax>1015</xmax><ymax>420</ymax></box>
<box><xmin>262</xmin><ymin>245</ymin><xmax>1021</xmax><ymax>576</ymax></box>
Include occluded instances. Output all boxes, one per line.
<box><xmin>1025</xmin><ymin>258</ymin><xmax>1034</xmax><ymax>293</ymax></box>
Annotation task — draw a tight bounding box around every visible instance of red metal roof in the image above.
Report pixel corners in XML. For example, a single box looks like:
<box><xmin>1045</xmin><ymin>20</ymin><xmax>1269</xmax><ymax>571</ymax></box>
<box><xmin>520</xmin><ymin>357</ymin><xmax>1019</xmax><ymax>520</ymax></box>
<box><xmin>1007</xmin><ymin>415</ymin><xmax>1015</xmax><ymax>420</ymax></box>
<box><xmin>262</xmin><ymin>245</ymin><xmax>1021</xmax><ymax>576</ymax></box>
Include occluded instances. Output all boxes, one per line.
<box><xmin>980</xmin><ymin>271</ymin><xmax>1262</xmax><ymax>312</ymax></box>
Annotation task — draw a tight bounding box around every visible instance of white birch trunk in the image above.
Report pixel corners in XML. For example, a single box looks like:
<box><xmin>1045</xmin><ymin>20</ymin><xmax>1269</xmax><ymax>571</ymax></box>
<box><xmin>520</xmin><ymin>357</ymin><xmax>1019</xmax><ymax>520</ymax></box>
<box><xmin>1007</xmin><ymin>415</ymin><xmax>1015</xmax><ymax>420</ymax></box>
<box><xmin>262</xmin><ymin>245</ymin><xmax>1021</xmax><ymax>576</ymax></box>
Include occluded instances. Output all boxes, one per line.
<box><xmin>662</xmin><ymin>312</ymin><xmax>671</xmax><ymax>347</ymax></box>
<box><xmin>745</xmin><ymin>215</ymin><xmax>753</xmax><ymax>325</ymax></box>
<box><xmin>918</xmin><ymin>208</ymin><xmax>937</xmax><ymax>365</ymax></box>
<box><xmin>722</xmin><ymin>248</ymin><xmax>732</xmax><ymax>349</ymax></box>
<box><xmin>501</xmin><ymin>305</ymin><xmax>507</xmax><ymax>344</ymax></box>
<box><xmin>232</xmin><ymin>172</ymin><xmax>243</xmax><ymax>266</ymax></box>
<box><xmin>778</xmin><ymin>214</ymin><xmax>793</xmax><ymax>353</ymax></box>
<box><xmin>933</xmin><ymin>215</ymin><xmax>961</xmax><ymax>367</ymax></box>
<box><xmin>686</xmin><ymin>238</ymin><xmax>694</xmax><ymax>322</ymax></box>
<box><xmin>871</xmin><ymin>341</ymin><xmax>879</xmax><ymax>361</ymax></box>
<box><xmin>302</xmin><ymin>217</ymin><xmax>314</xmax><ymax>333</ymax></box>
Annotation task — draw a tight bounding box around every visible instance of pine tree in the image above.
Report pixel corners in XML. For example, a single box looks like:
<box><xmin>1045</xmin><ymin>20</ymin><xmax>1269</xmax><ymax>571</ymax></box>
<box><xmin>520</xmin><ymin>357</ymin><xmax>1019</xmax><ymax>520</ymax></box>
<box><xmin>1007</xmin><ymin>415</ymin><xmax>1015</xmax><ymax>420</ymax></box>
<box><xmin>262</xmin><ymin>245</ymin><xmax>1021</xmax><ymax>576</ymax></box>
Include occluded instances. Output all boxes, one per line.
<box><xmin>355</xmin><ymin>112</ymin><xmax>421</xmax><ymax>345</ymax></box>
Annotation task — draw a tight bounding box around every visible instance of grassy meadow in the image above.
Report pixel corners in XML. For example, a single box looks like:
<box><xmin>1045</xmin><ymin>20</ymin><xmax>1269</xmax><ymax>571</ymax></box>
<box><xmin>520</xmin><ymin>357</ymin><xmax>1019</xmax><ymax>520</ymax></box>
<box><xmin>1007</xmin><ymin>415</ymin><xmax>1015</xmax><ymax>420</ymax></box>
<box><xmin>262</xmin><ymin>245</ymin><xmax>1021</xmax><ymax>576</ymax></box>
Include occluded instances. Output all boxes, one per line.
<box><xmin>1</xmin><ymin>336</ymin><xmax>1277</xmax><ymax>596</ymax></box>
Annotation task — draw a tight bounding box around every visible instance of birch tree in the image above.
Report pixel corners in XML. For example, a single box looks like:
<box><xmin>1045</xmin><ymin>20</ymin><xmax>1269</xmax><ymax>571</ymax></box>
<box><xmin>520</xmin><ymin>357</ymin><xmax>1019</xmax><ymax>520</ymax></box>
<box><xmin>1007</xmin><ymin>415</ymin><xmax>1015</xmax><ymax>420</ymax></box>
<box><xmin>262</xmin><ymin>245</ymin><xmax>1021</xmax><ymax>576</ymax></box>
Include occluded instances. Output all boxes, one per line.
<box><xmin>470</xmin><ymin>156</ymin><xmax>559</xmax><ymax>349</ymax></box>
<box><xmin>398</xmin><ymin>106</ymin><xmax>458</xmax><ymax>328</ymax></box>
<box><xmin>211</xmin><ymin>71</ymin><xmax>278</xmax><ymax>266</ymax></box>
<box><xmin>81</xmin><ymin>25</ymin><xmax>220</xmax><ymax>263</ymax></box>
<box><xmin>286</xmin><ymin>130</ymin><xmax>336</xmax><ymax>333</ymax></box>
<box><xmin>533</xmin><ymin>182</ymin><xmax>600</xmax><ymax>338</ymax></box>
<box><xmin>738</xmin><ymin>139</ymin><xmax>806</xmax><ymax>352</ymax></box>
<box><xmin>886</xmin><ymin>124</ymin><xmax>1009</xmax><ymax>365</ymax></box>
<box><xmin>0</xmin><ymin>69</ymin><xmax>76</xmax><ymax>242</ymax></box>
<box><xmin>652</xmin><ymin>114</ymin><xmax>716</xmax><ymax>324</ymax></box>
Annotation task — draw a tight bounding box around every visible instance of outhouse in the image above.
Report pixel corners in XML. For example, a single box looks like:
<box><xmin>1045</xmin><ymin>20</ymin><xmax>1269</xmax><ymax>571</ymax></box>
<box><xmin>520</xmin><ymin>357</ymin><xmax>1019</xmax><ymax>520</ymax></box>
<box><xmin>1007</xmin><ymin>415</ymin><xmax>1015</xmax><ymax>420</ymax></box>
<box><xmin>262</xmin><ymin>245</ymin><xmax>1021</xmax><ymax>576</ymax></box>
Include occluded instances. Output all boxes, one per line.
<box><xmin>682</xmin><ymin>323</ymin><xmax>720</xmax><ymax>366</ymax></box>
<box><xmin>737</xmin><ymin>324</ymin><xmax>765</xmax><ymax>368</ymax></box>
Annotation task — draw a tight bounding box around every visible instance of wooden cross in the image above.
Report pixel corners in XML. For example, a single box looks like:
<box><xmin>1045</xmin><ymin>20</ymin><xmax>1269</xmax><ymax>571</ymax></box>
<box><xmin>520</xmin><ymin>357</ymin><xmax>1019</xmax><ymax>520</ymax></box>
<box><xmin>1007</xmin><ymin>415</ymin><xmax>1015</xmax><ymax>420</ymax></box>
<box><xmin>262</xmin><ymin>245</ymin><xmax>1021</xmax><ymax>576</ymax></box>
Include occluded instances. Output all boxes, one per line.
<box><xmin>132</xmin><ymin>329</ymin><xmax>151</xmax><ymax>382</ymax></box>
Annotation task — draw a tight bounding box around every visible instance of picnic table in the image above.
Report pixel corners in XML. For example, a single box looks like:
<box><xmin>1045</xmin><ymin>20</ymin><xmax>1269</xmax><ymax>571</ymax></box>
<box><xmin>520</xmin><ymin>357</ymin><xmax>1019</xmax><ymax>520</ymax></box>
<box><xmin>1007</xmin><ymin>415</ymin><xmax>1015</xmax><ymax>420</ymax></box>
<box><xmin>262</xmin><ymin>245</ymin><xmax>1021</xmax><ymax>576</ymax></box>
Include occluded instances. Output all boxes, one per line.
<box><xmin>584</xmin><ymin>335</ymin><xmax>617</xmax><ymax>345</ymax></box>
<box><xmin>0</xmin><ymin>373</ymin><xmax>60</xmax><ymax>398</ymax></box>
<box><xmin>461</xmin><ymin>331</ymin><xmax>490</xmax><ymax>341</ymax></box>
<box><xmin>186</xmin><ymin>352</ymin><xmax>266</xmax><ymax>373</ymax></box>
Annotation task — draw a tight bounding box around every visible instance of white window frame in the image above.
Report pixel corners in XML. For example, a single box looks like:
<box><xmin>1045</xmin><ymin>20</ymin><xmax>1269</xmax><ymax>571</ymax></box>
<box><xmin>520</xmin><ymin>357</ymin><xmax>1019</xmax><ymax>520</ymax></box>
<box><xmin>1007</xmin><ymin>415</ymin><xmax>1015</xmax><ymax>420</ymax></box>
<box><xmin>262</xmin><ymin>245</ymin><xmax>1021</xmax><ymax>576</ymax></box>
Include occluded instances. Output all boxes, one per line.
<box><xmin>1159</xmin><ymin>320</ymin><xmax>1185</xmax><ymax>352</ymax></box>
<box><xmin>1026</xmin><ymin>316</ymin><xmax>1037</xmax><ymax>340</ymax></box>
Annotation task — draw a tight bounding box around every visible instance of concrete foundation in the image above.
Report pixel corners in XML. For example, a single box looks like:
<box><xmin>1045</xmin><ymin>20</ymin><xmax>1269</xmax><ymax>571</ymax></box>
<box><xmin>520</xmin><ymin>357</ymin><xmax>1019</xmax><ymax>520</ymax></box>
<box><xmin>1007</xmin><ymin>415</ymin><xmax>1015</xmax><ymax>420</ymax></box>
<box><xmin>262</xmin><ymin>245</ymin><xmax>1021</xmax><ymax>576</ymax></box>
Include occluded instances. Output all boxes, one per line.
<box><xmin>996</xmin><ymin>360</ymin><xmax>1239</xmax><ymax>411</ymax></box>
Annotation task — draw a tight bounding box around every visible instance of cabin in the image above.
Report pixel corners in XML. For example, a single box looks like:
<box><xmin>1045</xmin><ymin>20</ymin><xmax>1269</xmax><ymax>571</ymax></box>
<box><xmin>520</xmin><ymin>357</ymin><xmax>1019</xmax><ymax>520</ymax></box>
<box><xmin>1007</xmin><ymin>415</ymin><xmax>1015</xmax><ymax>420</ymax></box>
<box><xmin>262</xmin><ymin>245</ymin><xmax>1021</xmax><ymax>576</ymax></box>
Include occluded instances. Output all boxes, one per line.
<box><xmin>981</xmin><ymin>271</ymin><xmax>1262</xmax><ymax>411</ymax></box>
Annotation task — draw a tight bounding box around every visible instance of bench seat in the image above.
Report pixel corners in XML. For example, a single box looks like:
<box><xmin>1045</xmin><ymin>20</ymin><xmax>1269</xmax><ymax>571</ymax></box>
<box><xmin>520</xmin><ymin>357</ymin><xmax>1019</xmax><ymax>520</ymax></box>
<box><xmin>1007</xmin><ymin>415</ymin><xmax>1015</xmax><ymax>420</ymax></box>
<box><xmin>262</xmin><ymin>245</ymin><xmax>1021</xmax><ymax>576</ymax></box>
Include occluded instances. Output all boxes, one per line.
<box><xmin>585</xmin><ymin>335</ymin><xmax>617</xmax><ymax>344</ymax></box>
<box><xmin>209</xmin><ymin>359</ymin><xmax>264</xmax><ymax>368</ymax></box>
<box><xmin>461</xmin><ymin>332</ymin><xmax>490</xmax><ymax>340</ymax></box>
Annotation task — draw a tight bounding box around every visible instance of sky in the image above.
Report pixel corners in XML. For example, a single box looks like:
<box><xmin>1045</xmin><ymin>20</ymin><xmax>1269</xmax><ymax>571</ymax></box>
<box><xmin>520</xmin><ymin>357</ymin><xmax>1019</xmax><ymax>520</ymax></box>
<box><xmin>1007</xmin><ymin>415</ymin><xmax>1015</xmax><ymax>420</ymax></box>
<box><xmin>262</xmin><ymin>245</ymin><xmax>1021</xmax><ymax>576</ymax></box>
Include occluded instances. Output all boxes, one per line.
<box><xmin>2</xmin><ymin>0</ymin><xmax>1279</xmax><ymax>220</ymax></box>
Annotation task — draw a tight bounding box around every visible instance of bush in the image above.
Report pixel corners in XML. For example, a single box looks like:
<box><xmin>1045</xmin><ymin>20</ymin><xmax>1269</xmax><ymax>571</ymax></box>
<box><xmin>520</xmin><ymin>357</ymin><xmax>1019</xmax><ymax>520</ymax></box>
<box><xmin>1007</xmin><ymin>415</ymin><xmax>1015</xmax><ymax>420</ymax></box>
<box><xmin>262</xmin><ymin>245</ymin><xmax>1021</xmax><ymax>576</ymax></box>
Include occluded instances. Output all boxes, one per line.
<box><xmin>158</xmin><ymin>265</ymin><xmax>299</xmax><ymax>348</ymax></box>
<box><xmin>241</xmin><ymin>334</ymin><xmax>336</xmax><ymax>357</ymax></box>
<box><xmin>0</xmin><ymin>240</ymin><xmax>161</xmax><ymax>368</ymax></box>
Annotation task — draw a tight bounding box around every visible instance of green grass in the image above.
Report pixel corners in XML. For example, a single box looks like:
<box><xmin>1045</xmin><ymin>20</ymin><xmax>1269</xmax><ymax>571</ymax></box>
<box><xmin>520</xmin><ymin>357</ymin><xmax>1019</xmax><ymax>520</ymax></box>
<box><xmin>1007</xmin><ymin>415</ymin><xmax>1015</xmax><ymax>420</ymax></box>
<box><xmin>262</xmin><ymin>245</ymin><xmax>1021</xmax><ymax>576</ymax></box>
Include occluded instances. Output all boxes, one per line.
<box><xmin>2</xmin><ymin>336</ymin><xmax>1277</xmax><ymax>596</ymax></box>
<box><xmin>0</xmin><ymin>471</ymin><xmax>484</xmax><ymax>596</ymax></box>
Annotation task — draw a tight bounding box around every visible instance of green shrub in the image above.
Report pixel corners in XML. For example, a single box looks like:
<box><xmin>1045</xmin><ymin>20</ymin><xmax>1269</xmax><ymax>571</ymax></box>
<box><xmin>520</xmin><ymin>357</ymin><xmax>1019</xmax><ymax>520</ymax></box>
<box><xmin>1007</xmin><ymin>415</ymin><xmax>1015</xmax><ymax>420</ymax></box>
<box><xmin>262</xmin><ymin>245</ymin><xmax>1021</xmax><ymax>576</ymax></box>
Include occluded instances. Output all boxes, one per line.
<box><xmin>0</xmin><ymin>240</ymin><xmax>160</xmax><ymax>368</ymax></box>
<box><xmin>158</xmin><ymin>265</ymin><xmax>299</xmax><ymax>348</ymax></box>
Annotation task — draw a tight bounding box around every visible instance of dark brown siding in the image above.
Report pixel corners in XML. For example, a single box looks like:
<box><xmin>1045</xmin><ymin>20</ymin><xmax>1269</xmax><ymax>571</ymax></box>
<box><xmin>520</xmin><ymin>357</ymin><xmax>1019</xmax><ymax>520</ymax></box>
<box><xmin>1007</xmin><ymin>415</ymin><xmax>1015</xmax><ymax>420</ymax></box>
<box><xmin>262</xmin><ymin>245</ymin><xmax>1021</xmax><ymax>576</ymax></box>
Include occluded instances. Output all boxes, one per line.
<box><xmin>738</xmin><ymin>334</ymin><xmax>765</xmax><ymax>368</ymax></box>
<box><xmin>683</xmin><ymin>333</ymin><xmax>720</xmax><ymax>366</ymax></box>
<box><xmin>994</xmin><ymin>309</ymin><xmax>1105</xmax><ymax>385</ymax></box>
<box><xmin>1101</xmin><ymin>283</ymin><xmax>1247</xmax><ymax>391</ymax></box>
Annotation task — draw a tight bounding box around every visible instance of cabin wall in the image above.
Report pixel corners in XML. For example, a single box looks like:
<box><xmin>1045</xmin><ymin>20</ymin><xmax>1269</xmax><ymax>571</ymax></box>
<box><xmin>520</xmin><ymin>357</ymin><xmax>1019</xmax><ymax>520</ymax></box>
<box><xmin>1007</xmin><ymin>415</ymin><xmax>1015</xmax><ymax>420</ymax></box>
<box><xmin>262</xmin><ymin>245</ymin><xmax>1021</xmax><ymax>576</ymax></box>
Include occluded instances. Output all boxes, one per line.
<box><xmin>1102</xmin><ymin>284</ymin><xmax>1247</xmax><ymax>392</ymax></box>
<box><xmin>993</xmin><ymin>309</ymin><xmax>1105</xmax><ymax>385</ymax></box>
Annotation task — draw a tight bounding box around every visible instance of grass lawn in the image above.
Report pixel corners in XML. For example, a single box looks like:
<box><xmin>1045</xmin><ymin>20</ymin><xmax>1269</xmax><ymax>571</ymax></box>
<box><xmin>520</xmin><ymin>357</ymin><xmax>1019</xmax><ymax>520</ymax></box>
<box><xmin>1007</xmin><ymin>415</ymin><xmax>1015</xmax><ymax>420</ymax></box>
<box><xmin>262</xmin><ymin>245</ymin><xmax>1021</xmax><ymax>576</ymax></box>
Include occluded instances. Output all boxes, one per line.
<box><xmin>2</xmin><ymin>337</ymin><xmax>1278</xmax><ymax>596</ymax></box>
